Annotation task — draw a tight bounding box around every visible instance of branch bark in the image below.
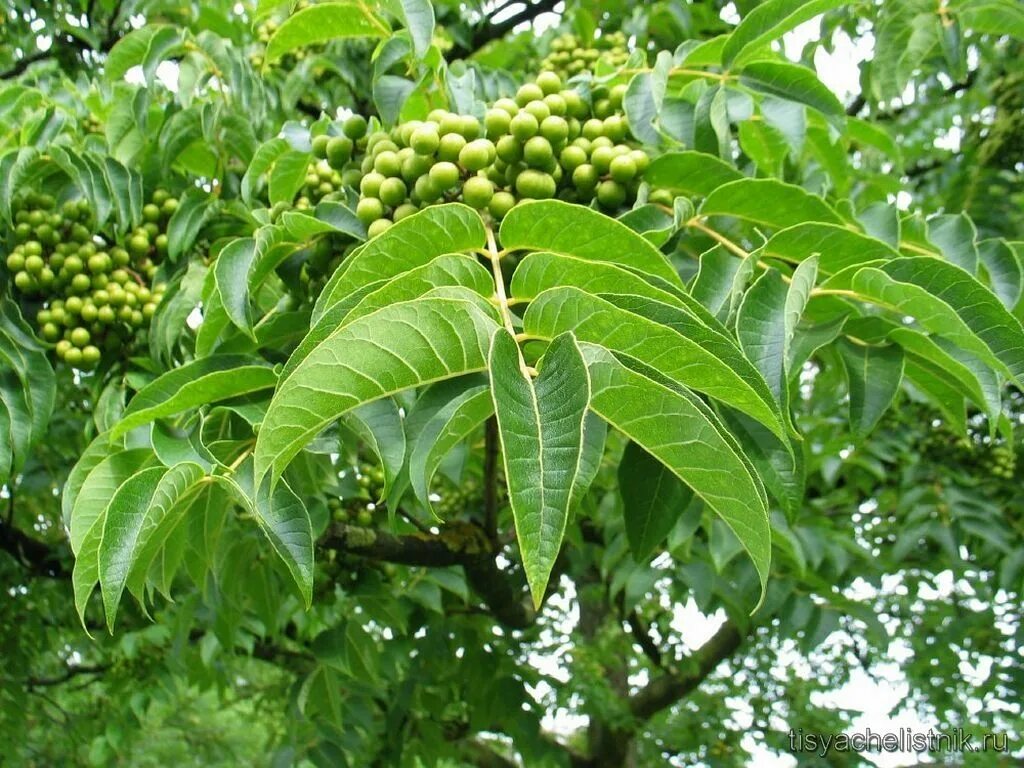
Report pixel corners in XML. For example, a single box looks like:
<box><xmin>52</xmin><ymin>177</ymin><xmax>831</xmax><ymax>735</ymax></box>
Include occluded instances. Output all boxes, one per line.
<box><xmin>320</xmin><ymin>521</ymin><xmax>535</xmax><ymax>629</ymax></box>
<box><xmin>628</xmin><ymin>619</ymin><xmax>747</xmax><ymax>722</ymax></box>
<box><xmin>449</xmin><ymin>0</ymin><xmax>561</xmax><ymax>59</ymax></box>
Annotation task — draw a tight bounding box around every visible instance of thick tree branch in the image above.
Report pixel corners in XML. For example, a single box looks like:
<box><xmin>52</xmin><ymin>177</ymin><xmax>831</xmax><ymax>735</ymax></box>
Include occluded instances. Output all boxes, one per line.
<box><xmin>320</xmin><ymin>522</ymin><xmax>535</xmax><ymax>629</ymax></box>
<box><xmin>450</xmin><ymin>0</ymin><xmax>561</xmax><ymax>59</ymax></box>
<box><xmin>628</xmin><ymin>619</ymin><xmax>747</xmax><ymax>722</ymax></box>
<box><xmin>19</xmin><ymin>664</ymin><xmax>108</xmax><ymax>689</ymax></box>
<box><xmin>0</xmin><ymin>522</ymin><xmax>68</xmax><ymax>578</ymax></box>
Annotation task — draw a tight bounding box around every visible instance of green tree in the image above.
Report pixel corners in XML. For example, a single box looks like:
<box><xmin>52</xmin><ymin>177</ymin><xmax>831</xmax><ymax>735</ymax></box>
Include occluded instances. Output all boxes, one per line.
<box><xmin>1</xmin><ymin>1</ymin><xmax>1023</xmax><ymax>766</ymax></box>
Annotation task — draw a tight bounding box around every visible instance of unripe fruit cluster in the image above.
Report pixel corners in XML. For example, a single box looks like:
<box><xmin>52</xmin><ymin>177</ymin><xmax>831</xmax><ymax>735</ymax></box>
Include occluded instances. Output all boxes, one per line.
<box><xmin>320</xmin><ymin>71</ymin><xmax>654</xmax><ymax>236</ymax></box>
<box><xmin>330</xmin><ymin>462</ymin><xmax>387</xmax><ymax>526</ymax></box>
<box><xmin>540</xmin><ymin>31</ymin><xmax>631</xmax><ymax>80</ymax></box>
<box><xmin>4</xmin><ymin>192</ymin><xmax>169</xmax><ymax>371</ymax></box>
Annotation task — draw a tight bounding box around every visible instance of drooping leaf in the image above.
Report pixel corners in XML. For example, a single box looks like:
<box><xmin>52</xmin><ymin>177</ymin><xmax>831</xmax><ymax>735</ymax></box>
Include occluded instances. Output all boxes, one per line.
<box><xmin>110</xmin><ymin>356</ymin><xmax>277</xmax><ymax>439</ymax></box>
<box><xmin>265</xmin><ymin>2</ymin><xmax>390</xmax><ymax>64</ymax></box>
<box><xmin>721</xmin><ymin>0</ymin><xmax>848</xmax><ymax>66</ymax></box>
<box><xmin>643</xmin><ymin>151</ymin><xmax>744</xmax><ymax>197</ymax></box>
<box><xmin>763</xmin><ymin>223</ymin><xmax>899</xmax><ymax>274</ymax></box>
<box><xmin>523</xmin><ymin>287</ymin><xmax>788</xmax><ymax>441</ymax></box>
<box><xmin>582</xmin><ymin>344</ymin><xmax>770</xmax><ymax>601</ymax></box>
<box><xmin>836</xmin><ymin>339</ymin><xmax>905</xmax><ymax>437</ymax></box>
<box><xmin>489</xmin><ymin>330</ymin><xmax>590</xmax><ymax>608</ymax></box>
<box><xmin>699</xmin><ymin>178</ymin><xmax>844</xmax><ymax>228</ymax></box>
<box><xmin>620</xmin><ymin>441</ymin><xmax>694</xmax><ymax>561</ymax></box>
<box><xmin>409</xmin><ymin>385</ymin><xmax>493</xmax><ymax>515</ymax></box>
<box><xmin>315</xmin><ymin>204</ymin><xmax>487</xmax><ymax>322</ymax></box>
<box><xmin>738</xmin><ymin>61</ymin><xmax>845</xmax><ymax>128</ymax></box>
<box><xmin>257</xmin><ymin>294</ymin><xmax>500</xmax><ymax>485</ymax></box>
<box><xmin>499</xmin><ymin>200</ymin><xmax>683</xmax><ymax>287</ymax></box>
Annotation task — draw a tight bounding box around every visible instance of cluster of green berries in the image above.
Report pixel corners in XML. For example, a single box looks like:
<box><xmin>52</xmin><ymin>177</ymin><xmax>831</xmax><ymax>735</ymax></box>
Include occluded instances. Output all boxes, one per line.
<box><xmin>540</xmin><ymin>31</ymin><xmax>631</xmax><ymax>80</ymax></box>
<box><xmin>985</xmin><ymin>444</ymin><xmax>1016</xmax><ymax>480</ymax></box>
<box><xmin>311</xmin><ymin>72</ymin><xmax>652</xmax><ymax>236</ymax></box>
<box><xmin>330</xmin><ymin>462</ymin><xmax>387</xmax><ymax>526</ymax></box>
<box><xmin>431</xmin><ymin>478</ymin><xmax>483</xmax><ymax>518</ymax></box>
<box><xmin>297</xmin><ymin>158</ymin><xmax>346</xmax><ymax>209</ymax></box>
<box><xmin>250</xmin><ymin>0</ymin><xmax>312</xmax><ymax>69</ymax></box>
<box><xmin>4</xmin><ymin>192</ymin><xmax>169</xmax><ymax>370</ymax></box>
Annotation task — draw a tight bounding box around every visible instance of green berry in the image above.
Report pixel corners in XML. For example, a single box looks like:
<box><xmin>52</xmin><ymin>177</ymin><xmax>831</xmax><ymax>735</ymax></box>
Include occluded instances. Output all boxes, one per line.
<box><xmin>70</xmin><ymin>327</ymin><xmax>90</xmax><ymax>347</ymax></box>
<box><xmin>488</xmin><ymin>191</ymin><xmax>516</xmax><ymax>219</ymax></box>
<box><xmin>327</xmin><ymin>136</ymin><xmax>354</xmax><ymax>168</ymax></box>
<box><xmin>413</xmin><ymin>175</ymin><xmax>442</xmax><ymax>203</ymax></box>
<box><xmin>515</xmin><ymin>169</ymin><xmax>557</xmax><ymax>199</ymax></box>
<box><xmin>516</xmin><ymin>83</ymin><xmax>545</xmax><ymax>106</ymax></box>
<box><xmin>161</xmin><ymin>198</ymin><xmax>179</xmax><ymax>216</ymax></box>
<box><xmin>24</xmin><ymin>254</ymin><xmax>44</xmax><ymax>274</ymax></box>
<box><xmin>459</xmin><ymin>115</ymin><xmax>481</xmax><ymax>140</ymax></box>
<box><xmin>572</xmin><ymin>164</ymin><xmax>599</xmax><ymax>194</ymax></box>
<box><xmin>143</xmin><ymin>203</ymin><xmax>161</xmax><ymax>222</ymax></box>
<box><xmin>312</xmin><ymin>134</ymin><xmax>331</xmax><ymax>158</ymax></box>
<box><xmin>64</xmin><ymin>347</ymin><xmax>83</xmax><ymax>367</ymax></box>
<box><xmin>459</xmin><ymin>139</ymin><xmax>496</xmax><ymax>171</ymax></box>
<box><xmin>379</xmin><ymin>177</ymin><xmax>408</xmax><ymax>207</ymax></box>
<box><xmin>13</xmin><ymin>271</ymin><xmax>33</xmax><ymax>293</ymax></box>
<box><xmin>367</xmin><ymin>219</ymin><xmax>392</xmax><ymax>238</ymax></box>
<box><xmin>536</xmin><ymin>71</ymin><xmax>563</xmax><ymax>95</ymax></box>
<box><xmin>81</xmin><ymin>345</ymin><xmax>102</xmax><ymax>369</ymax></box>
<box><xmin>591</xmin><ymin>145</ymin><xmax>615</xmax><ymax>174</ymax></box>
<box><xmin>437</xmin><ymin>133</ymin><xmax>467</xmax><ymax>163</ymax></box>
<box><xmin>462</xmin><ymin>176</ymin><xmax>494</xmax><ymax>209</ymax></box>
<box><xmin>510</xmin><ymin>112</ymin><xmax>539</xmax><ymax>141</ymax></box>
<box><xmin>410</xmin><ymin>124</ymin><xmax>440</xmax><ymax>155</ymax></box>
<box><xmin>496</xmin><ymin>135</ymin><xmax>523</xmax><ymax>164</ymax></box>
<box><xmin>429</xmin><ymin>161</ymin><xmax>461</xmax><ymax>190</ymax></box>
<box><xmin>540</xmin><ymin>116</ymin><xmax>569</xmax><ymax>146</ymax></box>
<box><xmin>374</xmin><ymin>150</ymin><xmax>402</xmax><ymax>177</ymax></box>
<box><xmin>596</xmin><ymin>179</ymin><xmax>627</xmax><ymax>208</ymax></box>
<box><xmin>6</xmin><ymin>252</ymin><xmax>25</xmax><ymax>271</ymax></box>
<box><xmin>559</xmin><ymin>145</ymin><xmax>587</xmax><ymax>171</ymax></box>
<box><xmin>343</xmin><ymin>114</ymin><xmax>368</xmax><ymax>139</ymax></box>
<box><xmin>524</xmin><ymin>100</ymin><xmax>551</xmax><ymax>122</ymax></box>
<box><xmin>393</xmin><ymin>203</ymin><xmax>419</xmax><ymax>221</ymax></box>
<box><xmin>582</xmin><ymin>119</ymin><xmax>604</xmax><ymax>140</ymax></box>
<box><xmin>524</xmin><ymin>136</ymin><xmax>554</xmax><ymax>167</ymax></box>
<box><xmin>360</xmin><ymin>172</ymin><xmax>385</xmax><ymax>198</ymax></box>
<box><xmin>485</xmin><ymin>109</ymin><xmax>511</xmax><ymax>139</ymax></box>
<box><xmin>129</xmin><ymin>235</ymin><xmax>149</xmax><ymax>258</ymax></box>
<box><xmin>356</xmin><ymin>197</ymin><xmax>385</xmax><ymax>225</ymax></box>
<box><xmin>609</xmin><ymin>154</ymin><xmax>638</xmax><ymax>183</ymax></box>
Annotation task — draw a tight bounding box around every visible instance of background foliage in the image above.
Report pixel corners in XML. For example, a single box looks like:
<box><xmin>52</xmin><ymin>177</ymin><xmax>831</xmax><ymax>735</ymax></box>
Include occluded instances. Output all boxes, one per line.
<box><xmin>1</xmin><ymin>0</ymin><xmax>1023</xmax><ymax>766</ymax></box>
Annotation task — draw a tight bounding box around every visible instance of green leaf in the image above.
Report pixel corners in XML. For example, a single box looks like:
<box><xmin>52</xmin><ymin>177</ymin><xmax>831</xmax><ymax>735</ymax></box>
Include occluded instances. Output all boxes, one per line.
<box><xmin>763</xmin><ymin>223</ymin><xmax>900</xmax><ymax>275</ymax></box>
<box><xmin>254</xmin><ymin>476</ymin><xmax>314</xmax><ymax>607</ymax></box>
<box><xmin>214</xmin><ymin>237</ymin><xmax>259</xmax><ymax>336</ymax></box>
<box><xmin>978</xmin><ymin>239</ymin><xmax>1023</xmax><ymax>310</ymax></box>
<box><xmin>582</xmin><ymin>344</ymin><xmax>770</xmax><ymax>600</ymax></box>
<box><xmin>738</xmin><ymin>61</ymin><xmax>845</xmax><ymax>128</ymax></box>
<box><xmin>269</xmin><ymin>149</ymin><xmax>311</xmax><ymax>206</ymax></box>
<box><xmin>722</xmin><ymin>0</ymin><xmax>849</xmax><ymax>66</ymax></box>
<box><xmin>737</xmin><ymin>259</ymin><xmax>817</xmax><ymax>405</ymax></box>
<box><xmin>839</xmin><ymin>257</ymin><xmax>1024</xmax><ymax>387</ymax></box>
<box><xmin>490</xmin><ymin>330</ymin><xmax>590</xmax><ymax>608</ymax></box>
<box><xmin>70</xmin><ymin>449</ymin><xmax>154</xmax><ymax>555</ymax></box>
<box><xmin>105</xmin><ymin>25</ymin><xmax>184</xmax><ymax>84</ymax></box>
<box><xmin>167</xmin><ymin>188</ymin><xmax>215</xmax><ymax>262</ymax></box>
<box><xmin>510</xmin><ymin>251</ymin><xmax>686</xmax><ymax>307</ymax></box>
<box><xmin>286</xmin><ymin>253</ymin><xmax>493</xmax><ymax>386</ymax></box>
<box><xmin>266</xmin><ymin>2</ymin><xmax>390</xmax><ymax>64</ymax></box>
<box><xmin>398</xmin><ymin>0</ymin><xmax>435</xmax><ymax>58</ymax></box>
<box><xmin>926</xmin><ymin>213</ymin><xmax>978</xmax><ymax>273</ymax></box>
<box><xmin>409</xmin><ymin>384</ymin><xmax>493</xmax><ymax>515</ymax></box>
<box><xmin>344</xmin><ymin>399</ymin><xmax>407</xmax><ymax>502</ymax></box>
<box><xmin>98</xmin><ymin>463</ymin><xmax>206</xmax><ymax>630</ymax></box>
<box><xmin>524</xmin><ymin>287</ymin><xmax>788</xmax><ymax>441</ymax></box>
<box><xmin>836</xmin><ymin>339</ymin><xmax>905</xmax><ymax>437</ymax></box>
<box><xmin>957</xmin><ymin>2</ymin><xmax>1024</xmax><ymax>39</ymax></box>
<box><xmin>643</xmin><ymin>151</ymin><xmax>744</xmax><ymax>197</ymax></box>
<box><xmin>257</xmin><ymin>294</ymin><xmax>500</xmax><ymax>485</ymax></box>
<box><xmin>315</xmin><ymin>204</ymin><xmax>487</xmax><ymax>323</ymax></box>
<box><xmin>699</xmin><ymin>178</ymin><xmax>844</xmax><ymax>228</ymax></box>
<box><xmin>111</xmin><ymin>356</ymin><xmax>277</xmax><ymax>440</ymax></box>
<box><xmin>620</xmin><ymin>441</ymin><xmax>694</xmax><ymax>561</ymax></box>
<box><xmin>690</xmin><ymin>246</ymin><xmax>755</xmax><ymax>322</ymax></box>
<box><xmin>499</xmin><ymin>200</ymin><xmax>683</xmax><ymax>287</ymax></box>
<box><xmin>719</xmin><ymin>410</ymin><xmax>804</xmax><ymax>518</ymax></box>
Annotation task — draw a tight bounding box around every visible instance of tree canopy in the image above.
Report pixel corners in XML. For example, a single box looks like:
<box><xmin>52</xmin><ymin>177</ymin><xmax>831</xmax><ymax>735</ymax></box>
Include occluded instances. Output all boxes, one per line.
<box><xmin>1</xmin><ymin>1</ymin><xmax>1023</xmax><ymax>766</ymax></box>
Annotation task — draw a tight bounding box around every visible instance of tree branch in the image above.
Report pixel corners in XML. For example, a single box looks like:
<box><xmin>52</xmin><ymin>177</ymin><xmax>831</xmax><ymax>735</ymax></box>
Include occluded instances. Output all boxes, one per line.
<box><xmin>320</xmin><ymin>522</ymin><xmax>535</xmax><ymax>629</ymax></box>
<box><xmin>0</xmin><ymin>522</ymin><xmax>68</xmax><ymax>578</ymax></box>
<box><xmin>450</xmin><ymin>0</ymin><xmax>561</xmax><ymax>59</ymax></box>
<box><xmin>628</xmin><ymin>619</ymin><xmax>748</xmax><ymax>722</ymax></box>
